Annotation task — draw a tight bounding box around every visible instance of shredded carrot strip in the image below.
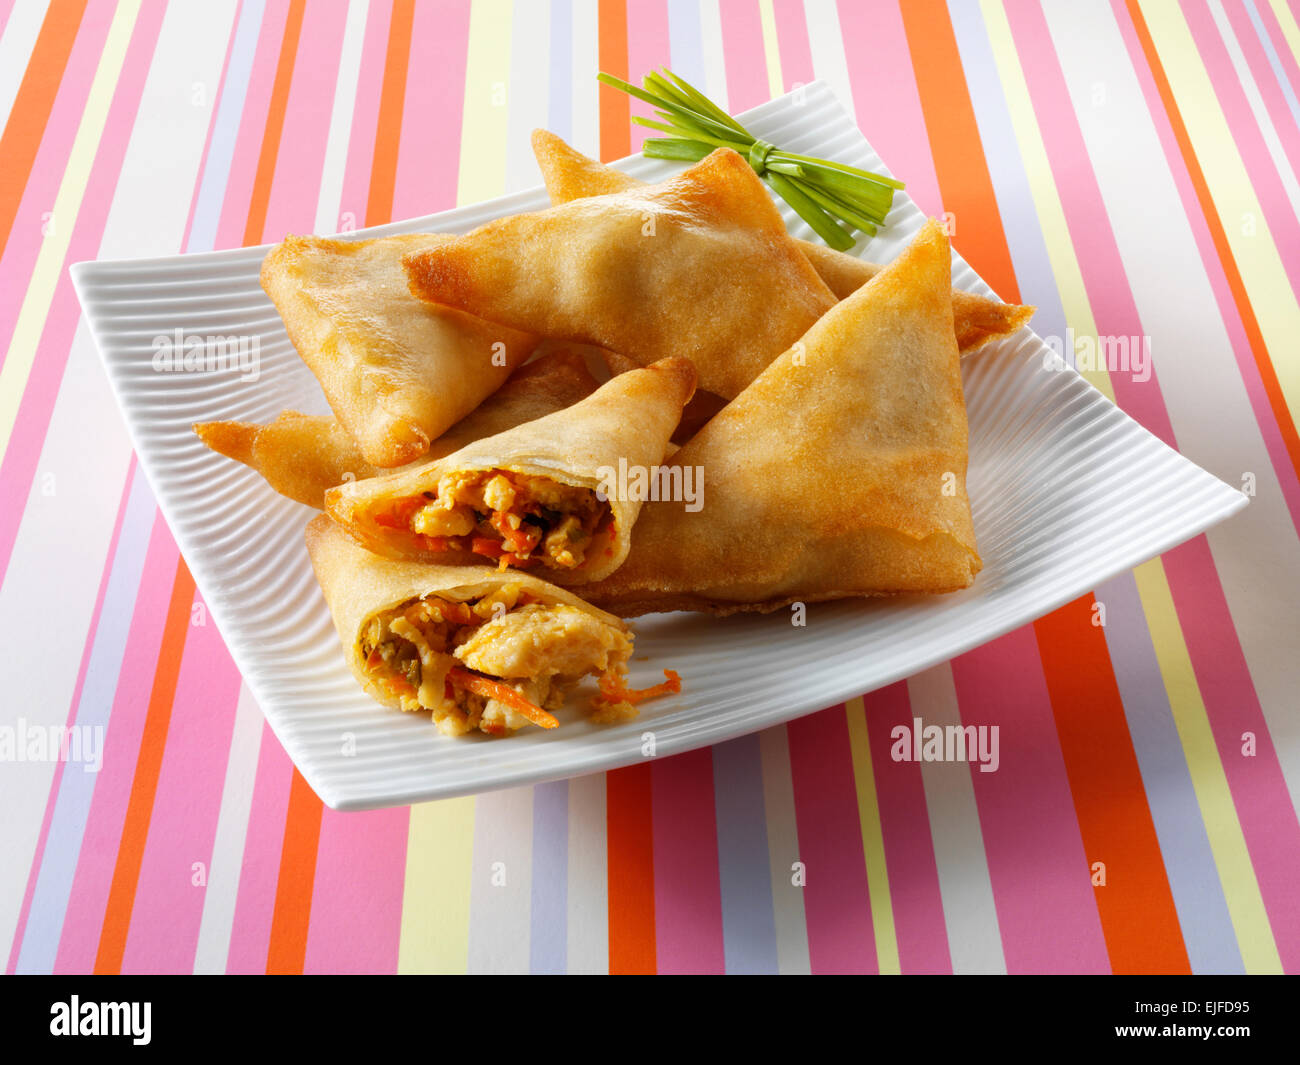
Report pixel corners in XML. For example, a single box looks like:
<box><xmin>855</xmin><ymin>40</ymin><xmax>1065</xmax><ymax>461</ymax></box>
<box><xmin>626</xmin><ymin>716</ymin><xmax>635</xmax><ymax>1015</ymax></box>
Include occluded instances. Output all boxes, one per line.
<box><xmin>599</xmin><ymin>669</ymin><xmax>682</xmax><ymax>705</ymax></box>
<box><xmin>447</xmin><ymin>667</ymin><xmax>559</xmax><ymax>730</ymax></box>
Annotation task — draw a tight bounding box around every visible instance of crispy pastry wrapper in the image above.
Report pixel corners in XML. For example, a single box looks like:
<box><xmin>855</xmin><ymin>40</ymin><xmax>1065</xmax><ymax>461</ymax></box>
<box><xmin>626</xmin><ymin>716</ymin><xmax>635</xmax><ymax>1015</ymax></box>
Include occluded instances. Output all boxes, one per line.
<box><xmin>324</xmin><ymin>357</ymin><xmax>697</xmax><ymax>583</ymax></box>
<box><xmin>305</xmin><ymin>515</ymin><xmax>633</xmax><ymax>726</ymax></box>
<box><xmin>193</xmin><ymin>348</ymin><xmax>600</xmax><ymax>509</ymax></box>
<box><xmin>404</xmin><ymin>148</ymin><xmax>836</xmax><ymax>400</ymax></box>
<box><xmin>582</xmin><ymin>219</ymin><xmax>982</xmax><ymax>616</ymax></box>
<box><xmin>531</xmin><ymin>128</ymin><xmax>1034</xmax><ymax>354</ymax></box>
<box><xmin>260</xmin><ymin>232</ymin><xmax>538</xmax><ymax>468</ymax></box>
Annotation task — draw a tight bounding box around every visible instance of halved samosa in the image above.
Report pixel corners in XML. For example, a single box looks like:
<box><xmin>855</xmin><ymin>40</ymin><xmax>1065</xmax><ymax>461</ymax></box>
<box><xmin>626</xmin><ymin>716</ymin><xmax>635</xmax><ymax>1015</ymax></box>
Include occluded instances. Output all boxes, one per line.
<box><xmin>306</xmin><ymin>516</ymin><xmax>677</xmax><ymax>737</ymax></box>
<box><xmin>193</xmin><ymin>348</ymin><xmax>600</xmax><ymax>509</ymax></box>
<box><xmin>404</xmin><ymin>148</ymin><xmax>836</xmax><ymax>399</ymax></box>
<box><xmin>325</xmin><ymin>357</ymin><xmax>697</xmax><ymax>583</ymax></box>
<box><xmin>530</xmin><ymin>128</ymin><xmax>1034</xmax><ymax>354</ymax></box>
<box><xmin>261</xmin><ymin>232</ymin><xmax>538</xmax><ymax>468</ymax></box>
<box><xmin>582</xmin><ymin>219</ymin><xmax>981</xmax><ymax>616</ymax></box>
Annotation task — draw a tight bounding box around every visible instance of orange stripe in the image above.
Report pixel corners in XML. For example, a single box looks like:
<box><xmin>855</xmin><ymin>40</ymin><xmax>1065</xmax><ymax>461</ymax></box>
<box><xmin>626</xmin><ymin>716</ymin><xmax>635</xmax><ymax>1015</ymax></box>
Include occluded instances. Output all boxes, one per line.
<box><xmin>597</xmin><ymin>0</ymin><xmax>629</xmax><ymax>162</ymax></box>
<box><xmin>1125</xmin><ymin>0</ymin><xmax>1300</xmax><ymax>481</ymax></box>
<box><xmin>0</xmin><ymin>0</ymin><xmax>88</xmax><ymax>260</ymax></box>
<box><xmin>606</xmin><ymin>764</ymin><xmax>656</xmax><ymax>974</ymax></box>
<box><xmin>365</xmin><ymin>0</ymin><xmax>413</xmax><ymax>227</ymax></box>
<box><xmin>900</xmin><ymin>1</ymin><xmax>1190</xmax><ymax>973</ymax></box>
<box><xmin>1036</xmin><ymin>598</ymin><xmax>1191</xmax><ymax>973</ymax></box>
<box><xmin>898</xmin><ymin>0</ymin><xmax>1019</xmax><ymax>300</ymax></box>
<box><xmin>241</xmin><ymin>0</ymin><xmax>306</xmax><ymax>246</ymax></box>
<box><xmin>265</xmin><ymin>769</ymin><xmax>324</xmax><ymax>973</ymax></box>
<box><xmin>93</xmin><ymin>558</ymin><xmax>196</xmax><ymax>973</ymax></box>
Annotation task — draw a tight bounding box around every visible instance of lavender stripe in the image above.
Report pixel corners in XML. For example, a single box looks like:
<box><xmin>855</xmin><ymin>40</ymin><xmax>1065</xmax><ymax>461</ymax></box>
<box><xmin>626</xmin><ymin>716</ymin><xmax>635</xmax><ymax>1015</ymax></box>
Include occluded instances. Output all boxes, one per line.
<box><xmin>528</xmin><ymin>780</ymin><xmax>568</xmax><ymax>974</ymax></box>
<box><xmin>712</xmin><ymin>734</ymin><xmax>778</xmax><ymax>974</ymax></box>
<box><xmin>187</xmin><ymin>0</ymin><xmax>265</xmax><ymax>252</ymax></box>
<box><xmin>667</xmin><ymin>0</ymin><xmax>707</xmax><ymax>85</ymax></box>
<box><xmin>1245</xmin><ymin>0</ymin><xmax>1300</xmax><ymax>136</ymax></box>
<box><xmin>547</xmin><ymin>0</ymin><xmax>572</xmax><ymax>142</ymax></box>
<box><xmin>14</xmin><ymin>467</ymin><xmax>156</xmax><ymax>973</ymax></box>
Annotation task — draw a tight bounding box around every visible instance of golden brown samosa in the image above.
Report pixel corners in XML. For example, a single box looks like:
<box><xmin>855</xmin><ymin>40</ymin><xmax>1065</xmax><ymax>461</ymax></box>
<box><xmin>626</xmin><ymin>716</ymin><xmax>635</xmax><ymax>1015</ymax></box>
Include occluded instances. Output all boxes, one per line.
<box><xmin>582</xmin><ymin>219</ymin><xmax>981</xmax><ymax>616</ymax></box>
<box><xmin>325</xmin><ymin>357</ymin><xmax>697</xmax><ymax>584</ymax></box>
<box><xmin>306</xmin><ymin>516</ymin><xmax>663</xmax><ymax>737</ymax></box>
<box><xmin>530</xmin><ymin>128</ymin><xmax>1034</xmax><ymax>354</ymax></box>
<box><xmin>261</xmin><ymin>233</ymin><xmax>538</xmax><ymax>468</ymax></box>
<box><xmin>193</xmin><ymin>349</ymin><xmax>600</xmax><ymax>509</ymax></box>
<box><xmin>404</xmin><ymin>148</ymin><xmax>836</xmax><ymax>400</ymax></box>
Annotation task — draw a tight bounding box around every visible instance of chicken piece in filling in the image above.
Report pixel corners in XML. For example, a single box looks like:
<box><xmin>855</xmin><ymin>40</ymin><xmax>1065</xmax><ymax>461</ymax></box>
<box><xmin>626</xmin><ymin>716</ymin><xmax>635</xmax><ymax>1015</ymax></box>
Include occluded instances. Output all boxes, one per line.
<box><xmin>357</xmin><ymin>583</ymin><xmax>636</xmax><ymax>736</ymax></box>
<box><xmin>373</xmin><ymin>471</ymin><xmax>613</xmax><ymax>572</ymax></box>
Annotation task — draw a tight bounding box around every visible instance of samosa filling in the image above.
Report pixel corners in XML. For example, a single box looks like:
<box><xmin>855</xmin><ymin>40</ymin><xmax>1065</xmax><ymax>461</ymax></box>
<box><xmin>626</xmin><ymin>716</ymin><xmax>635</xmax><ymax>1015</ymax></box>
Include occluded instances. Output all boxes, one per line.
<box><xmin>357</xmin><ymin>583</ymin><xmax>633</xmax><ymax>736</ymax></box>
<box><xmin>374</xmin><ymin>471</ymin><xmax>612</xmax><ymax>571</ymax></box>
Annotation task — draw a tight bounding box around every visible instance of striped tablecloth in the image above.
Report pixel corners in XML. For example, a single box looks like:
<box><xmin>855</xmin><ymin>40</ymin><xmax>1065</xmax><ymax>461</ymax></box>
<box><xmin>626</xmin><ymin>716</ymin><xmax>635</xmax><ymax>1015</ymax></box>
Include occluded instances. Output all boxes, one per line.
<box><xmin>2</xmin><ymin>0</ymin><xmax>1297</xmax><ymax>975</ymax></box>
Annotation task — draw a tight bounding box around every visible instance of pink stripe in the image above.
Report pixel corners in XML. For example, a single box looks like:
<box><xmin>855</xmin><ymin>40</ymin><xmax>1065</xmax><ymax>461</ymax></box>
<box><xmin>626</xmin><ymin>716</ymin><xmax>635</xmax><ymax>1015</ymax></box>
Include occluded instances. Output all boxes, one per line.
<box><xmin>950</xmin><ymin>633</ymin><xmax>1110</xmax><ymax>973</ymax></box>
<box><xmin>0</xmin><ymin>0</ymin><xmax>166</xmax><ymax>588</ymax></box>
<box><xmin>335</xmin><ymin>0</ymin><xmax>389</xmax><ymax>231</ymax></box>
<box><xmin>834</xmin><ymin>0</ymin><xmax>944</xmax><ymax>216</ymax></box>
<box><xmin>1113</xmin><ymin>0</ymin><xmax>1300</xmax><ymax>529</ymax></box>
<box><xmin>651</xmin><ymin>748</ymin><xmax>725</xmax><ymax>974</ymax></box>
<box><xmin>786</xmin><ymin>706</ymin><xmax>877</xmax><ymax>974</ymax></box>
<box><xmin>1012</xmin><ymin>0</ymin><xmax>1300</xmax><ymax>972</ymax></box>
<box><xmin>301</xmin><ymin>807</ymin><xmax>407</xmax><ymax>974</ymax></box>
<box><xmin>1259</xmin><ymin>0</ymin><xmax>1300</xmax><ymax>103</ymax></box>
<box><xmin>52</xmin><ymin>512</ymin><xmax>178</xmax><ymax>973</ymax></box>
<box><xmin>118</xmin><ymin>590</ymin><xmax>243</xmax><ymax>973</ymax></box>
<box><xmin>1225</xmin><ymin>0</ymin><xmax>1300</xmax><ymax>201</ymax></box>
<box><xmin>256</xmin><ymin>0</ymin><xmax>347</xmax><ymax>240</ymax></box>
<box><xmin>718</xmin><ymin>0</ymin><xmax>770</xmax><ymax>112</ymax></box>
<box><xmin>222</xmin><ymin>723</ymin><xmax>293</xmax><ymax>974</ymax></box>
<box><xmin>625</xmin><ymin>0</ymin><xmax>670</xmax><ymax>153</ymax></box>
<box><xmin>772</xmin><ymin>0</ymin><xmax>814</xmax><ymax>89</ymax></box>
<box><xmin>1185</xmin><ymin>0</ymin><xmax>1300</xmax><ymax>302</ymax></box>
<box><xmin>213</xmin><ymin>0</ymin><xmax>289</xmax><ymax>249</ymax></box>
<box><xmin>5</xmin><ymin>458</ymin><xmax>137</xmax><ymax>974</ymax></box>
<box><xmin>862</xmin><ymin>683</ymin><xmax>952</xmax><ymax>974</ymax></box>
<box><xmin>0</xmin><ymin>1</ymin><xmax>112</xmax><ymax>355</ymax></box>
<box><xmin>390</xmin><ymin>0</ymin><xmax>469</xmax><ymax>222</ymax></box>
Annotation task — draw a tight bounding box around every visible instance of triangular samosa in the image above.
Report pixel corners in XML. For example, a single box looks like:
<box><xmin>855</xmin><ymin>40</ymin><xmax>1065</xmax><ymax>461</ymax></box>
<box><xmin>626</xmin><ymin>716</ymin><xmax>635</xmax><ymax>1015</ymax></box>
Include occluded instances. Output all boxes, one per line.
<box><xmin>403</xmin><ymin>148</ymin><xmax>837</xmax><ymax>399</ymax></box>
<box><xmin>582</xmin><ymin>220</ymin><xmax>982</xmax><ymax>616</ymax></box>
<box><xmin>530</xmin><ymin>128</ymin><xmax>1033</xmax><ymax>355</ymax></box>
<box><xmin>325</xmin><ymin>357</ymin><xmax>697</xmax><ymax>584</ymax></box>
<box><xmin>261</xmin><ymin>233</ymin><xmax>539</xmax><ymax>468</ymax></box>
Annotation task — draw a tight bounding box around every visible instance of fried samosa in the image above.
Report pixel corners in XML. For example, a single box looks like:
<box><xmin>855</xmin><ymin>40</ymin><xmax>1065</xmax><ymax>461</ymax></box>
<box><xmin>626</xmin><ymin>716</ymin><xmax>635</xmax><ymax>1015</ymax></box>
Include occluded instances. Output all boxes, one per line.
<box><xmin>404</xmin><ymin>148</ymin><xmax>836</xmax><ymax>399</ymax></box>
<box><xmin>325</xmin><ymin>357</ymin><xmax>697</xmax><ymax>583</ymax></box>
<box><xmin>306</xmin><ymin>516</ymin><xmax>673</xmax><ymax>737</ymax></box>
<box><xmin>193</xmin><ymin>348</ymin><xmax>600</xmax><ymax>509</ymax></box>
<box><xmin>261</xmin><ymin>232</ymin><xmax>538</xmax><ymax>468</ymax></box>
<box><xmin>582</xmin><ymin>219</ymin><xmax>981</xmax><ymax>616</ymax></box>
<box><xmin>530</xmin><ymin>128</ymin><xmax>1034</xmax><ymax>354</ymax></box>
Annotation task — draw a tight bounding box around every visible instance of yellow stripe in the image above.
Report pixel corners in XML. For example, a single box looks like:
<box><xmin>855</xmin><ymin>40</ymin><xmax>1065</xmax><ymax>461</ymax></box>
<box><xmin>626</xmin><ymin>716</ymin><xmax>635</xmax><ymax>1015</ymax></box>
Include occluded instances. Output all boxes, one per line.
<box><xmin>758</xmin><ymin>0</ymin><xmax>784</xmax><ymax>100</ymax></box>
<box><xmin>1267</xmin><ymin>0</ymin><xmax>1300</xmax><ymax>72</ymax></box>
<box><xmin>398</xmin><ymin>797</ymin><xmax>476</xmax><ymax>973</ymax></box>
<box><xmin>0</xmin><ymin>0</ymin><xmax>142</xmax><ymax>463</ymax></box>
<box><xmin>457</xmin><ymin>0</ymin><xmax>513</xmax><ymax>203</ymax></box>
<box><xmin>983</xmin><ymin>0</ymin><xmax>1282</xmax><ymax>969</ymax></box>
<box><xmin>1140</xmin><ymin>0</ymin><xmax>1300</xmax><ymax>430</ymax></box>
<box><xmin>1133</xmin><ymin>561</ymin><xmax>1283</xmax><ymax>973</ymax></box>
<box><xmin>844</xmin><ymin>697</ymin><xmax>900</xmax><ymax>973</ymax></box>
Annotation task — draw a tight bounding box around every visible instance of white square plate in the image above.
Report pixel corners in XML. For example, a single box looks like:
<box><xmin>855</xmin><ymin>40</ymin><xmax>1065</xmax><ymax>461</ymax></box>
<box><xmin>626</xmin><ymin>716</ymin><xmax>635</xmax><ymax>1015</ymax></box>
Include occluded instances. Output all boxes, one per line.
<box><xmin>72</xmin><ymin>82</ymin><xmax>1246</xmax><ymax>810</ymax></box>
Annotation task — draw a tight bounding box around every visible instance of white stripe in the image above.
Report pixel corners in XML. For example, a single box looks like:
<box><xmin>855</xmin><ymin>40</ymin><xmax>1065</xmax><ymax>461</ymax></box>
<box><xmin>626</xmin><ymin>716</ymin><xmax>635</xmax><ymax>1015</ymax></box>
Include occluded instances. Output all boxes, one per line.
<box><xmin>0</xmin><ymin>0</ymin><xmax>236</xmax><ymax>966</ymax></box>
<box><xmin>699</xmin><ymin>0</ymin><xmax>729</xmax><ymax>112</ymax></box>
<box><xmin>191</xmin><ymin>683</ymin><xmax>264</xmax><ymax>973</ymax></box>
<box><xmin>803</xmin><ymin>0</ymin><xmax>855</xmax><ymax>119</ymax></box>
<box><xmin>908</xmin><ymin>665</ymin><xmax>1007</xmax><ymax>975</ymax></box>
<box><xmin>0</xmin><ymin>0</ymin><xmax>46</xmax><ymax>135</ymax></box>
<box><xmin>571</xmin><ymin>0</ymin><xmax>599</xmax><ymax>158</ymax></box>
<box><xmin>566</xmin><ymin>772</ymin><xmax>607</xmax><ymax>973</ymax></box>
<box><xmin>313</xmin><ymin>0</ymin><xmax>368</xmax><ymax>235</ymax></box>
<box><xmin>1043</xmin><ymin>0</ymin><xmax>1300</xmax><ymax>812</ymax></box>
<box><xmin>759</xmin><ymin>726</ymin><xmax>812</xmax><ymax>975</ymax></box>
<box><xmin>466</xmin><ymin>786</ymin><xmax>534</xmax><ymax>973</ymax></box>
<box><xmin>504</xmin><ymin>0</ymin><xmax>550</xmax><ymax>194</ymax></box>
<box><xmin>1209</xmin><ymin>0</ymin><xmax>1300</xmax><ymax>220</ymax></box>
